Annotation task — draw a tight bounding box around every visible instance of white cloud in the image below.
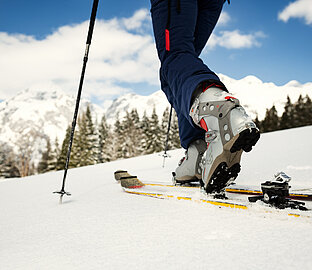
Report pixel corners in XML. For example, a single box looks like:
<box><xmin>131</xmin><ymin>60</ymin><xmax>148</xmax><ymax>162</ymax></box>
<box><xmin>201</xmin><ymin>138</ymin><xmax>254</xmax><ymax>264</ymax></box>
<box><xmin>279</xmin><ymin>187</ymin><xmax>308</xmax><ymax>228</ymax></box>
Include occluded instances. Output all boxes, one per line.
<box><xmin>207</xmin><ymin>30</ymin><xmax>266</xmax><ymax>50</ymax></box>
<box><xmin>0</xmin><ymin>9</ymin><xmax>159</xmax><ymax>101</ymax></box>
<box><xmin>278</xmin><ymin>0</ymin><xmax>312</xmax><ymax>25</ymax></box>
<box><xmin>217</xmin><ymin>12</ymin><xmax>231</xmax><ymax>27</ymax></box>
<box><xmin>121</xmin><ymin>9</ymin><xmax>151</xmax><ymax>31</ymax></box>
<box><xmin>0</xmin><ymin>8</ymin><xmax>266</xmax><ymax>102</ymax></box>
<box><xmin>207</xmin><ymin>11</ymin><xmax>266</xmax><ymax>50</ymax></box>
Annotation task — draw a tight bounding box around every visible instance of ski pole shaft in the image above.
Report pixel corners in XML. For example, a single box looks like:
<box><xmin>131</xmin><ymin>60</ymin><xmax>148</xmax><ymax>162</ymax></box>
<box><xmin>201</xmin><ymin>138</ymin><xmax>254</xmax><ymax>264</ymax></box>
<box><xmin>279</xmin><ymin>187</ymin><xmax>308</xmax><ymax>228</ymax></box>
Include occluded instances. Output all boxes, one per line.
<box><xmin>56</xmin><ymin>0</ymin><xmax>99</xmax><ymax>197</ymax></box>
<box><xmin>162</xmin><ymin>105</ymin><xmax>173</xmax><ymax>167</ymax></box>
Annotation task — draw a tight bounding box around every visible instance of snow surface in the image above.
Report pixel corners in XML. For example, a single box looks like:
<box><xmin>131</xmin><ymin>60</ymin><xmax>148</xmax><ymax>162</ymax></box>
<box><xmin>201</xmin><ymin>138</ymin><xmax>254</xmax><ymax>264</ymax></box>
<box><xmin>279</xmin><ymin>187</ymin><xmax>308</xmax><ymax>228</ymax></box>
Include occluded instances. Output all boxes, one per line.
<box><xmin>105</xmin><ymin>74</ymin><xmax>312</xmax><ymax>125</ymax></box>
<box><xmin>0</xmin><ymin>74</ymin><xmax>310</xmax><ymax>163</ymax></box>
<box><xmin>1</xmin><ymin>126</ymin><xmax>312</xmax><ymax>270</ymax></box>
<box><xmin>0</xmin><ymin>87</ymin><xmax>105</xmax><ymax>163</ymax></box>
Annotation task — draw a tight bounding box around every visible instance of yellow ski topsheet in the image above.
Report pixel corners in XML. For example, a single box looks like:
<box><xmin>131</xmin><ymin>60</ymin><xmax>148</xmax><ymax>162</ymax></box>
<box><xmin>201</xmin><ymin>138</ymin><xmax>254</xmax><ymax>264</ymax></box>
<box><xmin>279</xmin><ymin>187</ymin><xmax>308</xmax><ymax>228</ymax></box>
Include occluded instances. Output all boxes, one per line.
<box><xmin>123</xmin><ymin>188</ymin><xmax>312</xmax><ymax>219</ymax></box>
<box><xmin>125</xmin><ymin>189</ymin><xmax>248</xmax><ymax>209</ymax></box>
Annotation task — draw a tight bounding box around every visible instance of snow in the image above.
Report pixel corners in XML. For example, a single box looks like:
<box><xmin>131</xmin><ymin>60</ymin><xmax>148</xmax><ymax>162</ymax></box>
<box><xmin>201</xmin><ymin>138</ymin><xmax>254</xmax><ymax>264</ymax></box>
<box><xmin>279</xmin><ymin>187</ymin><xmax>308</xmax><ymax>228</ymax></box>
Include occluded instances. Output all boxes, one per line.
<box><xmin>218</xmin><ymin>74</ymin><xmax>312</xmax><ymax>120</ymax></box>
<box><xmin>0</xmin><ymin>87</ymin><xmax>105</xmax><ymax>164</ymax></box>
<box><xmin>104</xmin><ymin>90</ymin><xmax>169</xmax><ymax>126</ymax></box>
<box><xmin>0</xmin><ymin>73</ymin><xmax>311</xmax><ymax>163</ymax></box>
<box><xmin>1</xmin><ymin>126</ymin><xmax>312</xmax><ymax>269</ymax></box>
<box><xmin>104</xmin><ymin>73</ymin><xmax>312</xmax><ymax>126</ymax></box>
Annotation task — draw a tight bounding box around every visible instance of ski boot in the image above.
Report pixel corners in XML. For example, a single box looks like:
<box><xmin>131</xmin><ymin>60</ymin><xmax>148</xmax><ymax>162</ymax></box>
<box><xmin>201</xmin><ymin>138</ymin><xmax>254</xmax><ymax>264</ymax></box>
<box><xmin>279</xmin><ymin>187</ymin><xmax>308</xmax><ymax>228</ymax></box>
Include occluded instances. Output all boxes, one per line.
<box><xmin>173</xmin><ymin>139</ymin><xmax>206</xmax><ymax>185</ymax></box>
<box><xmin>190</xmin><ymin>82</ymin><xmax>260</xmax><ymax>194</ymax></box>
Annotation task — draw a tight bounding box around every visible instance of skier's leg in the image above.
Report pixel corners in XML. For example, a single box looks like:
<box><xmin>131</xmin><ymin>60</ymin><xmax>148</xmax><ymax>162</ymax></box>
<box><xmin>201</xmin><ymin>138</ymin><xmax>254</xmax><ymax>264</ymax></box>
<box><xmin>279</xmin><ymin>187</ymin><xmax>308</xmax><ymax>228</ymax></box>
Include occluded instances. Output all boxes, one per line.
<box><xmin>174</xmin><ymin>113</ymin><xmax>207</xmax><ymax>182</ymax></box>
<box><xmin>194</xmin><ymin>0</ymin><xmax>225</xmax><ymax>56</ymax></box>
<box><xmin>150</xmin><ymin>0</ymin><xmax>205</xmax><ymax>152</ymax></box>
<box><xmin>161</xmin><ymin>81</ymin><xmax>204</xmax><ymax>149</ymax></box>
<box><xmin>150</xmin><ymin>0</ymin><xmax>222</xmax><ymax>128</ymax></box>
<box><xmin>177</xmin><ymin>114</ymin><xmax>205</xmax><ymax>149</ymax></box>
<box><xmin>151</xmin><ymin>0</ymin><xmax>225</xmax><ymax>184</ymax></box>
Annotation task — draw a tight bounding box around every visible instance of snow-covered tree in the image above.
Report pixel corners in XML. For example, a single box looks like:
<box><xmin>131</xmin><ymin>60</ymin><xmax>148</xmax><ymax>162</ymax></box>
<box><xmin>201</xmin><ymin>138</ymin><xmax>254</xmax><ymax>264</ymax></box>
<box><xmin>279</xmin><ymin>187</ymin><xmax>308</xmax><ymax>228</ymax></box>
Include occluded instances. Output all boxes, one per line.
<box><xmin>15</xmin><ymin>129</ymin><xmax>42</xmax><ymax>177</ymax></box>
<box><xmin>37</xmin><ymin>137</ymin><xmax>53</xmax><ymax>174</ymax></box>
<box><xmin>130</xmin><ymin>109</ymin><xmax>143</xmax><ymax>156</ymax></box>
<box><xmin>169</xmin><ymin>109</ymin><xmax>181</xmax><ymax>149</ymax></box>
<box><xmin>57</xmin><ymin>126</ymin><xmax>71</xmax><ymax>170</ymax></box>
<box><xmin>280</xmin><ymin>96</ymin><xmax>295</xmax><ymax>130</ymax></box>
<box><xmin>82</xmin><ymin>105</ymin><xmax>98</xmax><ymax>166</ymax></box>
<box><xmin>0</xmin><ymin>142</ymin><xmax>20</xmax><ymax>178</ymax></box>
<box><xmin>140</xmin><ymin>111</ymin><xmax>151</xmax><ymax>154</ymax></box>
<box><xmin>114</xmin><ymin>115</ymin><xmax>126</xmax><ymax>159</ymax></box>
<box><xmin>98</xmin><ymin>115</ymin><xmax>113</xmax><ymax>163</ymax></box>
<box><xmin>145</xmin><ymin>107</ymin><xmax>162</xmax><ymax>154</ymax></box>
<box><xmin>161</xmin><ymin>107</ymin><xmax>181</xmax><ymax>151</ymax></box>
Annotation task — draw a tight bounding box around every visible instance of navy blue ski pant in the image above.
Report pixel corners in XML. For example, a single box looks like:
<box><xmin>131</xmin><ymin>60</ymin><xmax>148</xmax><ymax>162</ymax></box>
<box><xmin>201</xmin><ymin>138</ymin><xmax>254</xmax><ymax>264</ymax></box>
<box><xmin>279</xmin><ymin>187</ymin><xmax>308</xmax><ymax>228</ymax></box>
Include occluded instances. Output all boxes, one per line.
<box><xmin>150</xmin><ymin>0</ymin><xmax>225</xmax><ymax>149</ymax></box>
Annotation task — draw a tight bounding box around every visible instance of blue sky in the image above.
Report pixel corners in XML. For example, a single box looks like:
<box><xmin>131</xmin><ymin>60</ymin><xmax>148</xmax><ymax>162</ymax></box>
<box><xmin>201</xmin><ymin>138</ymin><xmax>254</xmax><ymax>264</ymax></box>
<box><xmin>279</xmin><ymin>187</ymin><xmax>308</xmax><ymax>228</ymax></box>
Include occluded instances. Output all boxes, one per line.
<box><xmin>0</xmin><ymin>0</ymin><xmax>311</xmax><ymax>103</ymax></box>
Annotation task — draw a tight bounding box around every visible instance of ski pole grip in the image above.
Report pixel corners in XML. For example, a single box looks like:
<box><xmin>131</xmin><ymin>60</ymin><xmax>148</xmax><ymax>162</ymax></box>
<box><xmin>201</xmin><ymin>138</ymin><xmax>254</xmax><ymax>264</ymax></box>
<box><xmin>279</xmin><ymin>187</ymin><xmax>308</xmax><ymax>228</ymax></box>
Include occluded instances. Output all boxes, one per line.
<box><xmin>86</xmin><ymin>0</ymin><xmax>99</xmax><ymax>45</ymax></box>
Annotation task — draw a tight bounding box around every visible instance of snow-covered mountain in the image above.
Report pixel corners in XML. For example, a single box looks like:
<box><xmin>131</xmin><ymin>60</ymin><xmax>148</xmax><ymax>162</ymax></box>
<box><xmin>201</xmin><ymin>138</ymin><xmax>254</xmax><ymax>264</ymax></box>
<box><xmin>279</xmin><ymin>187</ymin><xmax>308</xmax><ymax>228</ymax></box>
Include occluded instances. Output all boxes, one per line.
<box><xmin>0</xmin><ymin>87</ymin><xmax>104</xmax><ymax>162</ymax></box>
<box><xmin>104</xmin><ymin>74</ymin><xmax>312</xmax><ymax>125</ymax></box>
<box><xmin>104</xmin><ymin>90</ymin><xmax>169</xmax><ymax>126</ymax></box>
<box><xmin>0</xmin><ymin>74</ymin><xmax>310</xmax><ymax>161</ymax></box>
<box><xmin>1</xmin><ymin>126</ymin><xmax>312</xmax><ymax>270</ymax></box>
<box><xmin>219</xmin><ymin>74</ymin><xmax>312</xmax><ymax>119</ymax></box>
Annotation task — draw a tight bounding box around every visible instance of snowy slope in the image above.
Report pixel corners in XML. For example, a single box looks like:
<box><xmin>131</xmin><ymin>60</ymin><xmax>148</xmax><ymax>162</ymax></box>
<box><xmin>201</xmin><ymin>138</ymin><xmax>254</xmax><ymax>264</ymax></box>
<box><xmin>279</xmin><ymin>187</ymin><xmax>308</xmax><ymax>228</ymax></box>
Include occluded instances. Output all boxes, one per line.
<box><xmin>1</xmin><ymin>126</ymin><xmax>312</xmax><ymax>270</ymax></box>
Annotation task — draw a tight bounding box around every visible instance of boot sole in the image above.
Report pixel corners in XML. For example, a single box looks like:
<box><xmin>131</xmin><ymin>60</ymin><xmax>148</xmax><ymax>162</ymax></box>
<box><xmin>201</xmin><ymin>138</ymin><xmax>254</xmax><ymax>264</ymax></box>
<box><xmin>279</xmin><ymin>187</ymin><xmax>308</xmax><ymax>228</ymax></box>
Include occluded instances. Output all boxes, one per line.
<box><xmin>172</xmin><ymin>171</ymin><xmax>201</xmax><ymax>185</ymax></box>
<box><xmin>204</xmin><ymin>128</ymin><xmax>260</xmax><ymax>193</ymax></box>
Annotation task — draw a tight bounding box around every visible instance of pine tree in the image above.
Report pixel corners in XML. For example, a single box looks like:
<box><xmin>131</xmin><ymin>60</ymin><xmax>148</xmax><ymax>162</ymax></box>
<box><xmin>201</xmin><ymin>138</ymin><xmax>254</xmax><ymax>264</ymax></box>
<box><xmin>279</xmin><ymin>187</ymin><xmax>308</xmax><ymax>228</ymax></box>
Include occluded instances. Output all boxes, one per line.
<box><xmin>261</xmin><ymin>105</ymin><xmax>279</xmax><ymax>132</ymax></box>
<box><xmin>37</xmin><ymin>137</ymin><xmax>52</xmax><ymax>174</ymax></box>
<box><xmin>294</xmin><ymin>95</ymin><xmax>305</xmax><ymax>128</ymax></box>
<box><xmin>98</xmin><ymin>115</ymin><xmax>112</xmax><ymax>163</ymax></box>
<box><xmin>140</xmin><ymin>111</ymin><xmax>151</xmax><ymax>154</ymax></box>
<box><xmin>49</xmin><ymin>137</ymin><xmax>60</xmax><ymax>171</ymax></box>
<box><xmin>121</xmin><ymin>112</ymin><xmax>134</xmax><ymax>158</ymax></box>
<box><xmin>303</xmin><ymin>95</ymin><xmax>312</xmax><ymax>126</ymax></box>
<box><xmin>0</xmin><ymin>143</ymin><xmax>20</xmax><ymax>178</ymax></box>
<box><xmin>161</xmin><ymin>107</ymin><xmax>181</xmax><ymax>151</ymax></box>
<box><xmin>280</xmin><ymin>96</ymin><xmax>294</xmax><ymax>130</ymax></box>
<box><xmin>68</xmin><ymin>106</ymin><xmax>97</xmax><ymax>167</ymax></box>
<box><xmin>57</xmin><ymin>126</ymin><xmax>71</xmax><ymax>170</ymax></box>
<box><xmin>254</xmin><ymin>115</ymin><xmax>262</xmax><ymax>133</ymax></box>
<box><xmin>83</xmin><ymin>105</ymin><xmax>97</xmax><ymax>165</ymax></box>
<box><xmin>67</xmin><ymin>117</ymin><xmax>80</xmax><ymax>168</ymax></box>
<box><xmin>15</xmin><ymin>130</ymin><xmax>41</xmax><ymax>177</ymax></box>
<box><xmin>130</xmin><ymin>109</ymin><xmax>143</xmax><ymax>156</ymax></box>
<box><xmin>145</xmin><ymin>108</ymin><xmax>162</xmax><ymax>154</ymax></box>
<box><xmin>170</xmin><ymin>110</ymin><xmax>181</xmax><ymax>149</ymax></box>
<box><xmin>114</xmin><ymin>115</ymin><xmax>126</xmax><ymax>159</ymax></box>
<box><xmin>161</xmin><ymin>107</ymin><xmax>170</xmax><ymax>151</ymax></box>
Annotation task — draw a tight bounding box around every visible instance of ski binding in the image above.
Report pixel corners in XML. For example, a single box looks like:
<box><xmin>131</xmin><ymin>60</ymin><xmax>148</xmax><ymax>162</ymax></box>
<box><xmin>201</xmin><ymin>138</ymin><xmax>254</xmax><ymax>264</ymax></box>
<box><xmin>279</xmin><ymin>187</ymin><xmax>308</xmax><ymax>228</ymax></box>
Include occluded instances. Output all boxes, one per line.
<box><xmin>248</xmin><ymin>172</ymin><xmax>308</xmax><ymax>210</ymax></box>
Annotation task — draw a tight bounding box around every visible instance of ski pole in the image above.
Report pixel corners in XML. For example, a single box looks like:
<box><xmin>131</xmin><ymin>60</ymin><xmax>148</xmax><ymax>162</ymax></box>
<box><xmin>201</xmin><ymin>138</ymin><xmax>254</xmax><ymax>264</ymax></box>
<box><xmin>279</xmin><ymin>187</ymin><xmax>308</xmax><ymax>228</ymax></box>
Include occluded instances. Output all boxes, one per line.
<box><xmin>162</xmin><ymin>105</ymin><xmax>173</xmax><ymax>167</ymax></box>
<box><xmin>54</xmin><ymin>0</ymin><xmax>100</xmax><ymax>203</ymax></box>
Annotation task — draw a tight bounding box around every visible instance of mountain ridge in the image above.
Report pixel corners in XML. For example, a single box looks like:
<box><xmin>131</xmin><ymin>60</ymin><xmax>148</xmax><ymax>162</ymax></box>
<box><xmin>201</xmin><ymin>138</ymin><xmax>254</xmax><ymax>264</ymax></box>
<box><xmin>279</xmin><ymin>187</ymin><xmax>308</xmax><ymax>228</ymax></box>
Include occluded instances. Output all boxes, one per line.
<box><xmin>0</xmin><ymin>74</ymin><xmax>311</xmax><ymax>162</ymax></box>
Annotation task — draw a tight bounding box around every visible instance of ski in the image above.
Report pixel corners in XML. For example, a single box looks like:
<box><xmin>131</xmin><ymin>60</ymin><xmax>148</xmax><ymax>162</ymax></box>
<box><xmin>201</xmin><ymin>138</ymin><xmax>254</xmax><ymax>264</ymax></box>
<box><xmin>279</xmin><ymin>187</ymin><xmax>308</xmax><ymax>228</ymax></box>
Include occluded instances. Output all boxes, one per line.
<box><xmin>114</xmin><ymin>170</ymin><xmax>312</xmax><ymax>218</ymax></box>
<box><xmin>114</xmin><ymin>170</ymin><xmax>312</xmax><ymax>201</ymax></box>
<box><xmin>226</xmin><ymin>185</ymin><xmax>312</xmax><ymax>201</ymax></box>
<box><xmin>125</xmin><ymin>189</ymin><xmax>248</xmax><ymax>210</ymax></box>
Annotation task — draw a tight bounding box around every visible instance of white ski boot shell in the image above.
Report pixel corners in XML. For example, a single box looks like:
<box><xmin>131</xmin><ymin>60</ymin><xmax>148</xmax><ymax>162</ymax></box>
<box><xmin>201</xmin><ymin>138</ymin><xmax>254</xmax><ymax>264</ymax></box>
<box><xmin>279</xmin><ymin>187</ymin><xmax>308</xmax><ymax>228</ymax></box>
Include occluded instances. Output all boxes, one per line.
<box><xmin>190</xmin><ymin>86</ymin><xmax>260</xmax><ymax>193</ymax></box>
<box><xmin>173</xmin><ymin>139</ymin><xmax>206</xmax><ymax>184</ymax></box>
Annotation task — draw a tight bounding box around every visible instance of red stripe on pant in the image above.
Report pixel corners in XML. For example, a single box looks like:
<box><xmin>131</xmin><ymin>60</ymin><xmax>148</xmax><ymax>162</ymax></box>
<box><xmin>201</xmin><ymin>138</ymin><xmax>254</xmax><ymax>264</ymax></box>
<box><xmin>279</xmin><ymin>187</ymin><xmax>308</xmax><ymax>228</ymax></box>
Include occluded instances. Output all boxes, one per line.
<box><xmin>165</xmin><ymin>29</ymin><xmax>170</xmax><ymax>51</ymax></box>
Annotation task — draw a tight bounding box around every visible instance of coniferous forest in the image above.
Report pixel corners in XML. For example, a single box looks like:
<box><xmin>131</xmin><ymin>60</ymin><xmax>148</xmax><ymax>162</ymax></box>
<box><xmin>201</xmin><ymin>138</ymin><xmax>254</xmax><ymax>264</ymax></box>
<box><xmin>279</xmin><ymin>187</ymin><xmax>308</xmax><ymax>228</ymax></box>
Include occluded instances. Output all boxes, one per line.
<box><xmin>0</xmin><ymin>94</ymin><xmax>312</xmax><ymax>178</ymax></box>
